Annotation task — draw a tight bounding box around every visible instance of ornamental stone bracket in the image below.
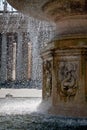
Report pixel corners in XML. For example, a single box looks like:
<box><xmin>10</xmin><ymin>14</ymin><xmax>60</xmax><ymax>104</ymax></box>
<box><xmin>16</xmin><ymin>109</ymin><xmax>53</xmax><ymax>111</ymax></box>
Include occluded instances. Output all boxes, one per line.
<box><xmin>41</xmin><ymin>37</ymin><xmax>87</xmax><ymax>117</ymax></box>
<box><xmin>41</xmin><ymin>50</ymin><xmax>53</xmax><ymax>100</ymax></box>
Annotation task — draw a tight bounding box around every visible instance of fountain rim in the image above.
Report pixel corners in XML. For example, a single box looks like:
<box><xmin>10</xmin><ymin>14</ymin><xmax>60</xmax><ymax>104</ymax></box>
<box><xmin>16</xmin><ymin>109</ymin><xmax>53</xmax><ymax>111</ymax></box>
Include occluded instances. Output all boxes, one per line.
<box><xmin>7</xmin><ymin>0</ymin><xmax>87</xmax><ymax>22</ymax></box>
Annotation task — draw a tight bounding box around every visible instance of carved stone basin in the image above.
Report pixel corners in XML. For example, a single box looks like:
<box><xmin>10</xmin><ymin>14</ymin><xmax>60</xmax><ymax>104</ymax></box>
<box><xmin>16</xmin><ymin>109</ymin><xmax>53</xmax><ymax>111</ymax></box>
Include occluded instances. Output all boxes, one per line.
<box><xmin>7</xmin><ymin>0</ymin><xmax>87</xmax><ymax>36</ymax></box>
<box><xmin>7</xmin><ymin>0</ymin><xmax>87</xmax><ymax>22</ymax></box>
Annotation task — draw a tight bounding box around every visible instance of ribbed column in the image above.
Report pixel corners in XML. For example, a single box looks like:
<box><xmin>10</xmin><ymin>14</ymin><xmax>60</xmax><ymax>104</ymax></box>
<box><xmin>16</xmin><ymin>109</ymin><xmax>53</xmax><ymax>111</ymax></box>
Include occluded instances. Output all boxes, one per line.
<box><xmin>1</xmin><ymin>33</ymin><xmax>7</xmax><ymax>82</ymax></box>
<box><xmin>16</xmin><ymin>32</ymin><xmax>23</xmax><ymax>81</ymax></box>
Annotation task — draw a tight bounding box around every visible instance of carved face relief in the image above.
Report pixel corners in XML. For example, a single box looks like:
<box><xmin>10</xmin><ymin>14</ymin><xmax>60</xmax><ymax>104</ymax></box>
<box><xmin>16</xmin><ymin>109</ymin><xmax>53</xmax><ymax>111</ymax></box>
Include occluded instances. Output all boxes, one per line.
<box><xmin>58</xmin><ymin>61</ymin><xmax>78</xmax><ymax>102</ymax></box>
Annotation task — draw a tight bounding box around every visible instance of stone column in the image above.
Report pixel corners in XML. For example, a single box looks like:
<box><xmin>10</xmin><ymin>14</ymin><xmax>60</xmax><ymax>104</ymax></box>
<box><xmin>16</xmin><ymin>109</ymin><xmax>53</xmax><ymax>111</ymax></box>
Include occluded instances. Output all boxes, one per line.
<box><xmin>12</xmin><ymin>42</ymin><xmax>16</xmax><ymax>80</ymax></box>
<box><xmin>0</xmin><ymin>33</ymin><xmax>2</xmax><ymax>81</ymax></box>
<box><xmin>16</xmin><ymin>32</ymin><xmax>23</xmax><ymax>81</ymax></box>
<box><xmin>31</xmin><ymin>37</ymin><xmax>42</xmax><ymax>87</ymax></box>
<box><xmin>22</xmin><ymin>33</ymin><xmax>29</xmax><ymax>80</ymax></box>
<box><xmin>28</xmin><ymin>42</ymin><xmax>32</xmax><ymax>79</ymax></box>
<box><xmin>1</xmin><ymin>33</ymin><xmax>7</xmax><ymax>82</ymax></box>
<box><xmin>7</xmin><ymin>34</ymin><xmax>14</xmax><ymax>81</ymax></box>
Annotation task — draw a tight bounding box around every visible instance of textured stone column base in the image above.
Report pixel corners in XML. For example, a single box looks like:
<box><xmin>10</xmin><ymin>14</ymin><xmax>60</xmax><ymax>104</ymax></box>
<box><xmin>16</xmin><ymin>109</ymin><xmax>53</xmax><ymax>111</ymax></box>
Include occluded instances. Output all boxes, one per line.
<box><xmin>41</xmin><ymin>36</ymin><xmax>87</xmax><ymax>117</ymax></box>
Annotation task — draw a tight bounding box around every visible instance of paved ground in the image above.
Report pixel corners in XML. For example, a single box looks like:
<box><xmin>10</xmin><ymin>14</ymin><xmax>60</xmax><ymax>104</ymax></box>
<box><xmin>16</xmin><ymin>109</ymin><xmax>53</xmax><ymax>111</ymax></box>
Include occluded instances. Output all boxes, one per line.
<box><xmin>0</xmin><ymin>88</ymin><xmax>42</xmax><ymax>98</ymax></box>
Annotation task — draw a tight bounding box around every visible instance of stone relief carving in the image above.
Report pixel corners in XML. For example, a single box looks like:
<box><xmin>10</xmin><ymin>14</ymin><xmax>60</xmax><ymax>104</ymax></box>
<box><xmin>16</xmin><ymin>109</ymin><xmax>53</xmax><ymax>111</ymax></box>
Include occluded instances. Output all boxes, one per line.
<box><xmin>43</xmin><ymin>60</ymin><xmax>52</xmax><ymax>98</ymax></box>
<box><xmin>58</xmin><ymin>61</ymin><xmax>78</xmax><ymax>101</ymax></box>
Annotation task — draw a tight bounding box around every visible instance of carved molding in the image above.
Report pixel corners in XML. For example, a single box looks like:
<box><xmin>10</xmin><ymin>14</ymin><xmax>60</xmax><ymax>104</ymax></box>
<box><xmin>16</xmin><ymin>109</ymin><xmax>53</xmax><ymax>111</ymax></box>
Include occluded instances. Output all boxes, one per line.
<box><xmin>43</xmin><ymin>60</ymin><xmax>52</xmax><ymax>99</ymax></box>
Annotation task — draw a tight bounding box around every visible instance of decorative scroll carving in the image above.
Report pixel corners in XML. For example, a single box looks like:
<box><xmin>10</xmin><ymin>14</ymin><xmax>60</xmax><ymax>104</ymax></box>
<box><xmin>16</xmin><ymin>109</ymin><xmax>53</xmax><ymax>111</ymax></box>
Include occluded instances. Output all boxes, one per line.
<box><xmin>58</xmin><ymin>61</ymin><xmax>78</xmax><ymax>101</ymax></box>
<box><xmin>43</xmin><ymin>60</ymin><xmax>52</xmax><ymax>98</ymax></box>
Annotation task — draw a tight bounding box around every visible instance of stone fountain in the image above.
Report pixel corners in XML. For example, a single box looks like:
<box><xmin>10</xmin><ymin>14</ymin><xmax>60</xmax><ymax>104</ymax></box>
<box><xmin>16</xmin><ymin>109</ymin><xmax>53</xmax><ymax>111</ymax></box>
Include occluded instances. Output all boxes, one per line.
<box><xmin>7</xmin><ymin>0</ymin><xmax>87</xmax><ymax>118</ymax></box>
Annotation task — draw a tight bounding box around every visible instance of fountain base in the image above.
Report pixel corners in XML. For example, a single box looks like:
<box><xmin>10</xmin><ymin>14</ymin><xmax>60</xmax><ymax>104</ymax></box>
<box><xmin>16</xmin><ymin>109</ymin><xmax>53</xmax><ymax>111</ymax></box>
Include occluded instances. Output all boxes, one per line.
<box><xmin>41</xmin><ymin>35</ymin><xmax>87</xmax><ymax>117</ymax></box>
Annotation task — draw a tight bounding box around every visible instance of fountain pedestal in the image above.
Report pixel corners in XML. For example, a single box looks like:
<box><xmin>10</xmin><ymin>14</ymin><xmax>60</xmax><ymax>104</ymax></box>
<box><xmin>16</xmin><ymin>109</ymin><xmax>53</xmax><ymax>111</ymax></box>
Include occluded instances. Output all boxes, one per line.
<box><xmin>41</xmin><ymin>36</ymin><xmax>87</xmax><ymax>117</ymax></box>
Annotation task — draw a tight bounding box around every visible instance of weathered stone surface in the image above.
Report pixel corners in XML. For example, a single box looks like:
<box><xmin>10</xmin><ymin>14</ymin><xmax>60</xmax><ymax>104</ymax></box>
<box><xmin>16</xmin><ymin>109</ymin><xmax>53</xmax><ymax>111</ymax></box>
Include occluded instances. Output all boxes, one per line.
<box><xmin>41</xmin><ymin>37</ymin><xmax>87</xmax><ymax>117</ymax></box>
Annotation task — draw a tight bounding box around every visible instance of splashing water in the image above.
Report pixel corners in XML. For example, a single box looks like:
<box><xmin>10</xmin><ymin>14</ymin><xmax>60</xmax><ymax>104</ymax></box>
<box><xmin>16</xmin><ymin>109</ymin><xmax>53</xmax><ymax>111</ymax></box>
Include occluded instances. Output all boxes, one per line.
<box><xmin>0</xmin><ymin>97</ymin><xmax>87</xmax><ymax>130</ymax></box>
<box><xmin>0</xmin><ymin>97</ymin><xmax>41</xmax><ymax>115</ymax></box>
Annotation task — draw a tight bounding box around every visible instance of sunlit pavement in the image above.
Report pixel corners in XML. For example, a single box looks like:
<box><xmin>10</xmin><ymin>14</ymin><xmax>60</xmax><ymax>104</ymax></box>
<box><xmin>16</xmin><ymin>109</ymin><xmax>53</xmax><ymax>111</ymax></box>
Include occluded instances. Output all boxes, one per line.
<box><xmin>0</xmin><ymin>88</ymin><xmax>42</xmax><ymax>98</ymax></box>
